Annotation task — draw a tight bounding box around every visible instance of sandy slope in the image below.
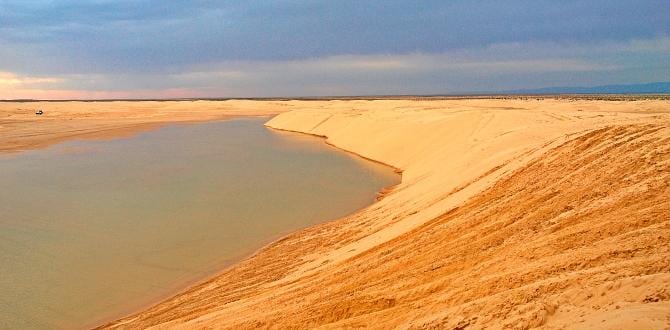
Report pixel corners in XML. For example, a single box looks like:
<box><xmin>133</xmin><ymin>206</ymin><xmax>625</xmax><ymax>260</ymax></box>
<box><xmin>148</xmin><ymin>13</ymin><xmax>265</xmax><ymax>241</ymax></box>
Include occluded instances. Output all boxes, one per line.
<box><xmin>2</xmin><ymin>98</ymin><xmax>668</xmax><ymax>328</ymax></box>
<box><xmin>92</xmin><ymin>98</ymin><xmax>669</xmax><ymax>329</ymax></box>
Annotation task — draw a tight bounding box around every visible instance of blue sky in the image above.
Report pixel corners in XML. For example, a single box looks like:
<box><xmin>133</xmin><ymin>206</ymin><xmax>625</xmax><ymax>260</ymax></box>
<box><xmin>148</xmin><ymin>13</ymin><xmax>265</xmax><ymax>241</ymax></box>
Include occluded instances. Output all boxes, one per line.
<box><xmin>1</xmin><ymin>0</ymin><xmax>668</xmax><ymax>98</ymax></box>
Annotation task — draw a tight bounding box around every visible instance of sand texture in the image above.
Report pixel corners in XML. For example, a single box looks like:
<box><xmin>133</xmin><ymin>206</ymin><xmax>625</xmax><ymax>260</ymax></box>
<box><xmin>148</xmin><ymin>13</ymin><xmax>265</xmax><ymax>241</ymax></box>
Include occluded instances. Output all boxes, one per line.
<box><xmin>3</xmin><ymin>98</ymin><xmax>669</xmax><ymax>328</ymax></box>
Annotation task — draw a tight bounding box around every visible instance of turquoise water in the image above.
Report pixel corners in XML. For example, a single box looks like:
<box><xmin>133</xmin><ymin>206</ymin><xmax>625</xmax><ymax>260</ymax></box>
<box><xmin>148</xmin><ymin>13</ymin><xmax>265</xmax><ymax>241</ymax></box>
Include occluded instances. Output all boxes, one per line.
<box><xmin>0</xmin><ymin>118</ymin><xmax>399</xmax><ymax>329</ymax></box>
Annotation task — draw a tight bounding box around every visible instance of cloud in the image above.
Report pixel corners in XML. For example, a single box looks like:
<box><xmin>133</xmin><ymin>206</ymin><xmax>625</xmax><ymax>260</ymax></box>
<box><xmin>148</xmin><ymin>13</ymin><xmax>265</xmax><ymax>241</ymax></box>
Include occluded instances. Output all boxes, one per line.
<box><xmin>1</xmin><ymin>1</ymin><xmax>667</xmax><ymax>98</ymax></box>
<box><xmin>1</xmin><ymin>1</ymin><xmax>668</xmax><ymax>76</ymax></box>
<box><xmin>0</xmin><ymin>70</ymin><xmax>201</xmax><ymax>99</ymax></box>
<box><xmin>0</xmin><ymin>88</ymin><xmax>202</xmax><ymax>100</ymax></box>
<box><xmin>180</xmin><ymin>54</ymin><xmax>613</xmax><ymax>84</ymax></box>
<box><xmin>3</xmin><ymin>36</ymin><xmax>666</xmax><ymax>99</ymax></box>
<box><xmin>0</xmin><ymin>71</ymin><xmax>63</xmax><ymax>87</ymax></box>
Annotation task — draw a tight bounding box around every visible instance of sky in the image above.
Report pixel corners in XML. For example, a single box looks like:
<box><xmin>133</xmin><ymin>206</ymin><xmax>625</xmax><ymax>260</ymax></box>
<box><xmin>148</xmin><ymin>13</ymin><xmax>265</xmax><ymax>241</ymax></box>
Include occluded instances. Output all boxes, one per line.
<box><xmin>0</xmin><ymin>0</ymin><xmax>669</xmax><ymax>99</ymax></box>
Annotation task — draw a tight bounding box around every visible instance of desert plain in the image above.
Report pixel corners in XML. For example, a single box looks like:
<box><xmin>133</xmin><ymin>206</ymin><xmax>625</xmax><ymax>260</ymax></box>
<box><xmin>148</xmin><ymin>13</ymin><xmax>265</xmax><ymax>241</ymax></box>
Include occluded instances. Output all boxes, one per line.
<box><xmin>1</xmin><ymin>97</ymin><xmax>669</xmax><ymax>328</ymax></box>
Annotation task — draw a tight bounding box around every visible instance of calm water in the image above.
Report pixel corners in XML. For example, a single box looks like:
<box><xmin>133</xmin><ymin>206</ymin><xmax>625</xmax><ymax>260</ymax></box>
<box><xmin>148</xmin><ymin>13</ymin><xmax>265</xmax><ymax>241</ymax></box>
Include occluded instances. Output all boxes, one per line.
<box><xmin>0</xmin><ymin>118</ymin><xmax>398</xmax><ymax>329</ymax></box>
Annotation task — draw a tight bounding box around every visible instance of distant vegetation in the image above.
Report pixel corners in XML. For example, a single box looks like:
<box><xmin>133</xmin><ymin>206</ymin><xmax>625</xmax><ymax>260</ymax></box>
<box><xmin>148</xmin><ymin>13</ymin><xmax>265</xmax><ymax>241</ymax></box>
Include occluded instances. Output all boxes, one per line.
<box><xmin>504</xmin><ymin>81</ymin><xmax>670</xmax><ymax>95</ymax></box>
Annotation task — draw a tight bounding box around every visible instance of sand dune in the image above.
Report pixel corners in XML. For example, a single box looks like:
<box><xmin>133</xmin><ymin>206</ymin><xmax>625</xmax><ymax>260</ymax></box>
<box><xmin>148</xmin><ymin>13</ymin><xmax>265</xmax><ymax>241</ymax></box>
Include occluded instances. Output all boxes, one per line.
<box><xmin>2</xmin><ymin>98</ymin><xmax>669</xmax><ymax>328</ymax></box>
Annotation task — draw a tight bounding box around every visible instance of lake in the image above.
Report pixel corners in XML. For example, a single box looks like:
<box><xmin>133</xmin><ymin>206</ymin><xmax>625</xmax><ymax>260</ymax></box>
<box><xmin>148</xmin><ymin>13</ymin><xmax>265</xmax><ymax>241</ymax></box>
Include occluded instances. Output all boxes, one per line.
<box><xmin>0</xmin><ymin>118</ymin><xmax>399</xmax><ymax>329</ymax></box>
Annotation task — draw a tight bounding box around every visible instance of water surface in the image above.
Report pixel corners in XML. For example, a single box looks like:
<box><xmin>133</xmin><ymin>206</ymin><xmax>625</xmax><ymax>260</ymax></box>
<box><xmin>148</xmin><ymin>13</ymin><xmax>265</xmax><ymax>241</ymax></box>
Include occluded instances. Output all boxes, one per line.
<box><xmin>0</xmin><ymin>118</ymin><xmax>399</xmax><ymax>329</ymax></box>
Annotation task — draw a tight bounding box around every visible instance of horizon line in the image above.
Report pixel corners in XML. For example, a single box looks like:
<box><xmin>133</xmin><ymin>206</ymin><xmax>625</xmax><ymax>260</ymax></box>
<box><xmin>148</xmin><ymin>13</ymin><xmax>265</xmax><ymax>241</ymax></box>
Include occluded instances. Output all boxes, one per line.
<box><xmin>2</xmin><ymin>92</ymin><xmax>669</xmax><ymax>103</ymax></box>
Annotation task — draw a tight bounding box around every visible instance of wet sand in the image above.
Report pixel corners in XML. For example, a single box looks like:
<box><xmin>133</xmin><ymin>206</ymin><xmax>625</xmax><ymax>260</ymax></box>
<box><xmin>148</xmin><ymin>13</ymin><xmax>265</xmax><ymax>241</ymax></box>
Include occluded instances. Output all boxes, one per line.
<box><xmin>2</xmin><ymin>97</ymin><xmax>670</xmax><ymax>328</ymax></box>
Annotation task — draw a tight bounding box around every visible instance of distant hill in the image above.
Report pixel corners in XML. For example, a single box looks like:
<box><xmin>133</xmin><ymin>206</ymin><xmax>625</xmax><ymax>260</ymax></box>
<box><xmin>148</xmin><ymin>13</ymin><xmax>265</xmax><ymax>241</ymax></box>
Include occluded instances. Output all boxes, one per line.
<box><xmin>502</xmin><ymin>82</ymin><xmax>670</xmax><ymax>95</ymax></box>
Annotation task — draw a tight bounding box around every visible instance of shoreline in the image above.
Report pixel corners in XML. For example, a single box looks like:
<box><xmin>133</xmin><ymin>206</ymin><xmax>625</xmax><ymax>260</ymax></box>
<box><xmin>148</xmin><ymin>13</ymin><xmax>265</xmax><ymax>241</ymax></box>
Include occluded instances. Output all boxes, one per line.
<box><xmin>86</xmin><ymin>120</ymin><xmax>403</xmax><ymax>329</ymax></box>
<box><xmin>265</xmin><ymin>125</ymin><xmax>405</xmax><ymax>172</ymax></box>
<box><xmin>0</xmin><ymin>100</ymin><xmax>289</xmax><ymax>156</ymax></box>
<box><xmin>0</xmin><ymin>115</ymin><xmax>277</xmax><ymax>156</ymax></box>
<box><xmin>0</xmin><ymin>108</ymin><xmax>401</xmax><ymax>329</ymax></box>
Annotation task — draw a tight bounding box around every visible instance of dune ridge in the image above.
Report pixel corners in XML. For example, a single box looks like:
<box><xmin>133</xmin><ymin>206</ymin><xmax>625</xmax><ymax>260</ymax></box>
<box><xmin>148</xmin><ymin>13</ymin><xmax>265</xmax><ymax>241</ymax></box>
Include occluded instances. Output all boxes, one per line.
<box><xmin>91</xmin><ymin>98</ymin><xmax>670</xmax><ymax>329</ymax></box>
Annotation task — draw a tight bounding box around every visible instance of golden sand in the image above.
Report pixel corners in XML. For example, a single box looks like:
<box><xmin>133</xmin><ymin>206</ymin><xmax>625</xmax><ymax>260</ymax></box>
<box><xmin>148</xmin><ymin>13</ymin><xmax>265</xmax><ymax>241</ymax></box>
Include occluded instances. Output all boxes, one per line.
<box><xmin>2</xmin><ymin>98</ymin><xmax>669</xmax><ymax>328</ymax></box>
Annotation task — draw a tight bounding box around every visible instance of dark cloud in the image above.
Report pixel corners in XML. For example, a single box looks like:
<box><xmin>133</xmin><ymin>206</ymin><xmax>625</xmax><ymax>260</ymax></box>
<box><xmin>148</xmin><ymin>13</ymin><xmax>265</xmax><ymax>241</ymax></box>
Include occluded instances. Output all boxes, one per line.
<box><xmin>2</xmin><ymin>1</ymin><xmax>668</xmax><ymax>73</ymax></box>
<box><xmin>0</xmin><ymin>1</ymin><xmax>668</xmax><ymax>96</ymax></box>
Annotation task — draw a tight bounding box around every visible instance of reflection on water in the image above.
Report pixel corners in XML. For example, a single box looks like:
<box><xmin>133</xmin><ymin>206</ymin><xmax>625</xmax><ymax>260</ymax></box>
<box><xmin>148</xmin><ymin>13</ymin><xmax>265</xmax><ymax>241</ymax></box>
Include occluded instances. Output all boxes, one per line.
<box><xmin>0</xmin><ymin>118</ymin><xmax>399</xmax><ymax>329</ymax></box>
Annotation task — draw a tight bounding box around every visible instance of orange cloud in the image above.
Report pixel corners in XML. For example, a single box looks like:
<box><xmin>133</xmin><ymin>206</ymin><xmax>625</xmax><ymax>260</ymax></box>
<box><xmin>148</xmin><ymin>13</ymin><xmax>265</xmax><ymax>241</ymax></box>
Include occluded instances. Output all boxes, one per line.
<box><xmin>0</xmin><ymin>87</ymin><xmax>205</xmax><ymax>100</ymax></box>
<box><xmin>0</xmin><ymin>71</ymin><xmax>63</xmax><ymax>87</ymax></box>
<box><xmin>0</xmin><ymin>71</ymin><xmax>208</xmax><ymax>99</ymax></box>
